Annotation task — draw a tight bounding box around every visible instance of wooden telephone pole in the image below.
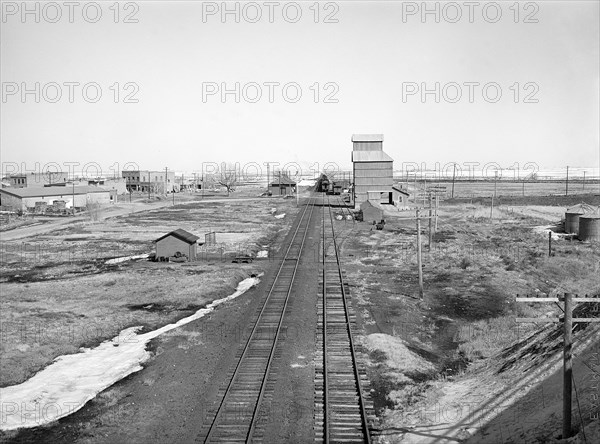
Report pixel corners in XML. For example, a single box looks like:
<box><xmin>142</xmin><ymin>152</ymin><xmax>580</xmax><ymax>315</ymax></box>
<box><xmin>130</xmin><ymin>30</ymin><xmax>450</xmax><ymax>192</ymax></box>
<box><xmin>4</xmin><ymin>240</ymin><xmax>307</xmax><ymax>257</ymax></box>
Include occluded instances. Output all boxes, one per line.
<box><xmin>516</xmin><ymin>293</ymin><xmax>599</xmax><ymax>439</ymax></box>
<box><xmin>416</xmin><ymin>209</ymin><xmax>424</xmax><ymax>299</ymax></box>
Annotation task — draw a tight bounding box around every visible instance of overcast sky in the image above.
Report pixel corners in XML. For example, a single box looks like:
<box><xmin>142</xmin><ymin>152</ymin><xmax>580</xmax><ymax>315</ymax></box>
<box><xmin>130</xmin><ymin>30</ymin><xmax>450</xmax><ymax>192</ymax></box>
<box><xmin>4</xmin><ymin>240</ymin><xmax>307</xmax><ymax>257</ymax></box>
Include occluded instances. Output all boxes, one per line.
<box><xmin>1</xmin><ymin>1</ymin><xmax>599</xmax><ymax>175</ymax></box>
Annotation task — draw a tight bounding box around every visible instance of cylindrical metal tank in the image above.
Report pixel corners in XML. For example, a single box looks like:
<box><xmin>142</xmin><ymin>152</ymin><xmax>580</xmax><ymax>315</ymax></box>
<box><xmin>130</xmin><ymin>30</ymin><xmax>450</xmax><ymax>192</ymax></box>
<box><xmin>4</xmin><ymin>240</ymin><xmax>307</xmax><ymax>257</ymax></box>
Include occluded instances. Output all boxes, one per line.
<box><xmin>578</xmin><ymin>215</ymin><xmax>600</xmax><ymax>242</ymax></box>
<box><xmin>564</xmin><ymin>212</ymin><xmax>581</xmax><ymax>234</ymax></box>
<box><xmin>564</xmin><ymin>203</ymin><xmax>597</xmax><ymax>234</ymax></box>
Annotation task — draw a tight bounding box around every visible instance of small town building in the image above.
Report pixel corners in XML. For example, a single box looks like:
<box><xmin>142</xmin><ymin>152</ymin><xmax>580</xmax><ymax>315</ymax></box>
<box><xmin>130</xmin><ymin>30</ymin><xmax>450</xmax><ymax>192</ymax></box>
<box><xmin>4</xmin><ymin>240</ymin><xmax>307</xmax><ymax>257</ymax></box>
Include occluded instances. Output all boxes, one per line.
<box><xmin>269</xmin><ymin>174</ymin><xmax>296</xmax><ymax>195</ymax></box>
<box><xmin>351</xmin><ymin>134</ymin><xmax>394</xmax><ymax>207</ymax></box>
<box><xmin>0</xmin><ymin>186</ymin><xmax>111</xmax><ymax>212</ymax></box>
<box><xmin>154</xmin><ymin>229</ymin><xmax>200</xmax><ymax>261</ymax></box>
<box><xmin>87</xmin><ymin>177</ymin><xmax>127</xmax><ymax>196</ymax></box>
<box><xmin>122</xmin><ymin>170</ymin><xmax>176</xmax><ymax>193</ymax></box>
<box><xmin>2</xmin><ymin>172</ymin><xmax>70</xmax><ymax>188</ymax></box>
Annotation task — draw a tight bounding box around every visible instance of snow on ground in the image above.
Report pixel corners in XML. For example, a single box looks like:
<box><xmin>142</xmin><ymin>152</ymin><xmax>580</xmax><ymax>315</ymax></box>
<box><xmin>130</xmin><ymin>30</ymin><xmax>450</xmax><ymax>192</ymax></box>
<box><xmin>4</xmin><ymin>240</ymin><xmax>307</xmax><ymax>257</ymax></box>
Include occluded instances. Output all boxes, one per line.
<box><xmin>256</xmin><ymin>250</ymin><xmax>268</xmax><ymax>258</ymax></box>
<box><xmin>297</xmin><ymin>179</ymin><xmax>316</xmax><ymax>186</ymax></box>
<box><xmin>274</xmin><ymin>213</ymin><xmax>286</xmax><ymax>219</ymax></box>
<box><xmin>532</xmin><ymin>225</ymin><xmax>564</xmax><ymax>240</ymax></box>
<box><xmin>0</xmin><ymin>275</ymin><xmax>261</xmax><ymax>431</ymax></box>
<box><xmin>364</xmin><ymin>333</ymin><xmax>435</xmax><ymax>374</ymax></box>
<box><xmin>105</xmin><ymin>254</ymin><xmax>149</xmax><ymax>265</ymax></box>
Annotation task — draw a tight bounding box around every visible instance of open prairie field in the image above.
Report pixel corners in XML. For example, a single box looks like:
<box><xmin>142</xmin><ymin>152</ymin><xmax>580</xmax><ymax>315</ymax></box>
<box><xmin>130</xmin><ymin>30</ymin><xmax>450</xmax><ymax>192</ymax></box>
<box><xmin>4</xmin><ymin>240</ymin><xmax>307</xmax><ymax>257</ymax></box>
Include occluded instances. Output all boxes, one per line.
<box><xmin>0</xmin><ymin>194</ymin><xmax>300</xmax><ymax>387</ymax></box>
<box><xmin>338</xmin><ymin>194</ymin><xmax>600</xmax><ymax>442</ymax></box>
<box><xmin>409</xmin><ymin>180</ymin><xmax>600</xmax><ymax>200</ymax></box>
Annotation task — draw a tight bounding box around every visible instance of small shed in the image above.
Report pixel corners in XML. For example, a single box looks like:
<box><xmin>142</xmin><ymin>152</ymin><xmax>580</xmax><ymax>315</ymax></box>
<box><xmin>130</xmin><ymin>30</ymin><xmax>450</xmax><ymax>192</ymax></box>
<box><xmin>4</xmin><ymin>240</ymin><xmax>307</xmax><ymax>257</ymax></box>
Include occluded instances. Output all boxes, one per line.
<box><xmin>155</xmin><ymin>229</ymin><xmax>199</xmax><ymax>262</ymax></box>
<box><xmin>270</xmin><ymin>175</ymin><xmax>296</xmax><ymax>195</ymax></box>
<box><xmin>360</xmin><ymin>200</ymin><xmax>384</xmax><ymax>223</ymax></box>
<box><xmin>392</xmin><ymin>185</ymin><xmax>410</xmax><ymax>206</ymax></box>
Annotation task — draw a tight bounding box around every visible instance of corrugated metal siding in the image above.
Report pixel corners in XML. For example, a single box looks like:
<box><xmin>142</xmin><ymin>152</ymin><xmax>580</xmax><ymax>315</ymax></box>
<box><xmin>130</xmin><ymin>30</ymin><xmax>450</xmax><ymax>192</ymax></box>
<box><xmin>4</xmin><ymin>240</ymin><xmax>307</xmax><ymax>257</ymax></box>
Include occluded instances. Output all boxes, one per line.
<box><xmin>352</xmin><ymin>141</ymin><xmax>383</xmax><ymax>151</ymax></box>
<box><xmin>353</xmin><ymin>161</ymin><xmax>393</xmax><ymax>206</ymax></box>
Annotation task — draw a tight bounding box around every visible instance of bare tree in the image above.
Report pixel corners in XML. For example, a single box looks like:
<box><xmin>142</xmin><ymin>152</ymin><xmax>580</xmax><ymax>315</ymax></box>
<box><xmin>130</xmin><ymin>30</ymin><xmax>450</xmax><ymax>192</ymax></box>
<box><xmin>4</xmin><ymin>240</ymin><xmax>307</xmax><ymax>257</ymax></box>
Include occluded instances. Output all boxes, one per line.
<box><xmin>217</xmin><ymin>163</ymin><xmax>239</xmax><ymax>196</ymax></box>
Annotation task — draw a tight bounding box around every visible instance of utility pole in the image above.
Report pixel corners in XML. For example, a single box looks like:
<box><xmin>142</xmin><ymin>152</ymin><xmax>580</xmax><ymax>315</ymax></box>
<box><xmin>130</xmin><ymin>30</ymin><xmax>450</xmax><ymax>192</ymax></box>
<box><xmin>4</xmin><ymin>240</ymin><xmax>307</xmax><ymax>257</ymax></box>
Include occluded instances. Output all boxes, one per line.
<box><xmin>515</xmin><ymin>293</ymin><xmax>600</xmax><ymax>440</ymax></box>
<box><xmin>278</xmin><ymin>170</ymin><xmax>281</xmax><ymax>196</ymax></box>
<box><xmin>451</xmin><ymin>163</ymin><xmax>456</xmax><ymax>198</ymax></box>
<box><xmin>522</xmin><ymin>179</ymin><xmax>525</xmax><ymax>197</ymax></box>
<box><xmin>165</xmin><ymin>167</ymin><xmax>168</xmax><ymax>196</ymax></box>
<box><xmin>565</xmin><ymin>166</ymin><xmax>569</xmax><ymax>196</ymax></box>
<box><xmin>563</xmin><ymin>293</ymin><xmax>573</xmax><ymax>441</ymax></box>
<box><xmin>490</xmin><ymin>194</ymin><xmax>494</xmax><ymax>221</ymax></box>
<box><xmin>428</xmin><ymin>194</ymin><xmax>433</xmax><ymax>251</ymax></box>
<box><xmin>434</xmin><ymin>194</ymin><xmax>439</xmax><ymax>232</ymax></box>
<box><xmin>494</xmin><ymin>170</ymin><xmax>498</xmax><ymax>198</ymax></box>
<box><xmin>582</xmin><ymin>171</ymin><xmax>586</xmax><ymax>193</ymax></box>
<box><xmin>267</xmin><ymin>163</ymin><xmax>270</xmax><ymax>193</ymax></box>
<box><xmin>416</xmin><ymin>209</ymin><xmax>424</xmax><ymax>300</ymax></box>
<box><xmin>548</xmin><ymin>231</ymin><xmax>552</xmax><ymax>257</ymax></box>
<box><xmin>72</xmin><ymin>182</ymin><xmax>75</xmax><ymax>215</ymax></box>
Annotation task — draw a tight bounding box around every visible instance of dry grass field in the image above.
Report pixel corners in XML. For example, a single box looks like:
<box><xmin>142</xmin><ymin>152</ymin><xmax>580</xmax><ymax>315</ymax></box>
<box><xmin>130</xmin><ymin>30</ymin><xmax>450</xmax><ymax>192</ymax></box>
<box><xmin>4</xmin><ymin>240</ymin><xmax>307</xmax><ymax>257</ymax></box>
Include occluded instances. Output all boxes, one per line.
<box><xmin>338</xmin><ymin>193</ymin><xmax>600</xmax><ymax>443</ymax></box>
<box><xmin>0</xmin><ymin>192</ymin><xmax>300</xmax><ymax>387</ymax></box>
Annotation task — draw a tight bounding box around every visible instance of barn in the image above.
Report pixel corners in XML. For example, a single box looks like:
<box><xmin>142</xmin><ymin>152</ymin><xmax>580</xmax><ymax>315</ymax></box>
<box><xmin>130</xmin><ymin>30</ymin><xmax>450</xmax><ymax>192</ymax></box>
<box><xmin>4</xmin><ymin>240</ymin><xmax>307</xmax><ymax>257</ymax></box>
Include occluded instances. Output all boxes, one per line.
<box><xmin>154</xmin><ymin>229</ymin><xmax>199</xmax><ymax>261</ymax></box>
<box><xmin>0</xmin><ymin>186</ymin><xmax>111</xmax><ymax>212</ymax></box>
<box><xmin>351</xmin><ymin>134</ymin><xmax>394</xmax><ymax>207</ymax></box>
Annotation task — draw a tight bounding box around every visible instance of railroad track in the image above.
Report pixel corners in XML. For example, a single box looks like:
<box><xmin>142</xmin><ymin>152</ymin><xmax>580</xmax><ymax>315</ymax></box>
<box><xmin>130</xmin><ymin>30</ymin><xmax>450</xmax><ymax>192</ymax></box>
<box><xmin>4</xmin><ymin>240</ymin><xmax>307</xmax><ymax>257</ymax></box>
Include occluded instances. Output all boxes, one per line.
<box><xmin>315</xmin><ymin>195</ymin><xmax>372</xmax><ymax>443</ymax></box>
<box><xmin>200</xmin><ymin>197</ymin><xmax>316</xmax><ymax>443</ymax></box>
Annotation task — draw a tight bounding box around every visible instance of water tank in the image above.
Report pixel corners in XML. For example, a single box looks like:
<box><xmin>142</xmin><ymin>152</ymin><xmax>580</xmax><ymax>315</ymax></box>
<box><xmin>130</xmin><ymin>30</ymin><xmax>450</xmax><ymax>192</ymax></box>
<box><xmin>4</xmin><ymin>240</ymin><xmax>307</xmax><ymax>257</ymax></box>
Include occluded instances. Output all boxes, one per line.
<box><xmin>578</xmin><ymin>215</ymin><xmax>600</xmax><ymax>243</ymax></box>
<box><xmin>564</xmin><ymin>203</ymin><xmax>597</xmax><ymax>234</ymax></box>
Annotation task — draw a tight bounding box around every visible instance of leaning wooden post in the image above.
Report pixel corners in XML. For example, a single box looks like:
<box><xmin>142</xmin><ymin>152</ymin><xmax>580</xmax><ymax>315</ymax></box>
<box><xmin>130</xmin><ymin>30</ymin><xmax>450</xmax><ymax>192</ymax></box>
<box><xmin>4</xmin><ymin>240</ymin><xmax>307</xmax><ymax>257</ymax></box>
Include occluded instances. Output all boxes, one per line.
<box><xmin>416</xmin><ymin>209</ymin><xmax>424</xmax><ymax>300</ymax></box>
<box><xmin>563</xmin><ymin>292</ymin><xmax>573</xmax><ymax>439</ymax></box>
<box><xmin>548</xmin><ymin>231</ymin><xmax>552</xmax><ymax>257</ymax></box>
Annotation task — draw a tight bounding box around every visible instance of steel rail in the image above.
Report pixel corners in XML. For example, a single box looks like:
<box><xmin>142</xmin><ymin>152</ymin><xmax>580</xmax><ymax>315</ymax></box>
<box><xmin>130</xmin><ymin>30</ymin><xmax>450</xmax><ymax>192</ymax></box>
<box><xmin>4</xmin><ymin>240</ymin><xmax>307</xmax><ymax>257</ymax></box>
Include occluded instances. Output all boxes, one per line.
<box><xmin>203</xmin><ymin>197</ymin><xmax>315</xmax><ymax>443</ymax></box>
<box><xmin>322</xmin><ymin>198</ymin><xmax>330</xmax><ymax>443</ymax></box>
<box><xmin>324</xmin><ymin>194</ymin><xmax>371</xmax><ymax>443</ymax></box>
<box><xmin>246</xmin><ymin>198</ymin><xmax>316</xmax><ymax>441</ymax></box>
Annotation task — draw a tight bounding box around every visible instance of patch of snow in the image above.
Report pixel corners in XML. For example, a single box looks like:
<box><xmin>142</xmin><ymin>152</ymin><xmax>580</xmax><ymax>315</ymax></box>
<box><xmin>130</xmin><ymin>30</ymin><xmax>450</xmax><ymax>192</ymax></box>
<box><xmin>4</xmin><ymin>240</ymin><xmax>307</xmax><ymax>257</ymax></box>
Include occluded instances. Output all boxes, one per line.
<box><xmin>270</xmin><ymin>208</ymin><xmax>277</xmax><ymax>214</ymax></box>
<box><xmin>364</xmin><ymin>333</ymin><xmax>435</xmax><ymax>373</ymax></box>
<box><xmin>297</xmin><ymin>179</ymin><xmax>316</xmax><ymax>186</ymax></box>
<box><xmin>0</xmin><ymin>275</ymin><xmax>261</xmax><ymax>431</ymax></box>
<box><xmin>256</xmin><ymin>250</ymin><xmax>268</xmax><ymax>258</ymax></box>
<box><xmin>274</xmin><ymin>213</ymin><xmax>285</xmax><ymax>219</ymax></box>
<box><xmin>532</xmin><ymin>225</ymin><xmax>561</xmax><ymax>240</ymax></box>
<box><xmin>105</xmin><ymin>254</ymin><xmax>149</xmax><ymax>265</ymax></box>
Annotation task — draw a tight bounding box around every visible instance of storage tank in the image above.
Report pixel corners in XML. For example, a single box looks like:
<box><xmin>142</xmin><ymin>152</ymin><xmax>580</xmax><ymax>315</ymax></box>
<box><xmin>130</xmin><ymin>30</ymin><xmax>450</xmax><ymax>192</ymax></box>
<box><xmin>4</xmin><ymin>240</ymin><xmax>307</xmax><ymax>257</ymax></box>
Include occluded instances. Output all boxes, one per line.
<box><xmin>578</xmin><ymin>215</ymin><xmax>600</xmax><ymax>243</ymax></box>
<box><xmin>564</xmin><ymin>203</ymin><xmax>597</xmax><ymax>234</ymax></box>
